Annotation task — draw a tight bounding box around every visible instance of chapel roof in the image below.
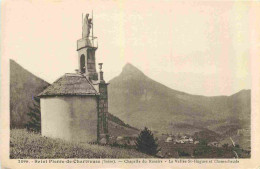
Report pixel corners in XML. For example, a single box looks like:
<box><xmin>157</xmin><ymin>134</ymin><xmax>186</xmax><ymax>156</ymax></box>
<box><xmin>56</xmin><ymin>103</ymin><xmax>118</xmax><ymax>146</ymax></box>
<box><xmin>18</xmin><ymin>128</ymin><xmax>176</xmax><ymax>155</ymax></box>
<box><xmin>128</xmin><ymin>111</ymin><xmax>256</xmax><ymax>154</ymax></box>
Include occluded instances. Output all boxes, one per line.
<box><xmin>38</xmin><ymin>73</ymin><xmax>98</xmax><ymax>97</ymax></box>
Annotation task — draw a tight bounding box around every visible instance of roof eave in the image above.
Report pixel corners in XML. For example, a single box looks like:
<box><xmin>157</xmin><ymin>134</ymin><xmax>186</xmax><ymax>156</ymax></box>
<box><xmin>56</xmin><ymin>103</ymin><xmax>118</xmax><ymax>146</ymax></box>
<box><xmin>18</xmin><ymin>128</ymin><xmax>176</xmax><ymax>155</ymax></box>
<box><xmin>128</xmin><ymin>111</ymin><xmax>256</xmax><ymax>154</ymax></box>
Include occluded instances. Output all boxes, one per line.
<box><xmin>38</xmin><ymin>93</ymin><xmax>100</xmax><ymax>98</ymax></box>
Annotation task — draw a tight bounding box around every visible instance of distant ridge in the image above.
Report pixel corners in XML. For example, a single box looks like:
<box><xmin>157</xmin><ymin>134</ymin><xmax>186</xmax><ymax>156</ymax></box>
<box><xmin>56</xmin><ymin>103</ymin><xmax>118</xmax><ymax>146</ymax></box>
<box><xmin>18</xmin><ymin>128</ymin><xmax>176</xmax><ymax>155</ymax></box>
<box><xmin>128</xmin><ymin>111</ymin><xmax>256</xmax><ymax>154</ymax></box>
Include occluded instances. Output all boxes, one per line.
<box><xmin>108</xmin><ymin>62</ymin><xmax>251</xmax><ymax>135</ymax></box>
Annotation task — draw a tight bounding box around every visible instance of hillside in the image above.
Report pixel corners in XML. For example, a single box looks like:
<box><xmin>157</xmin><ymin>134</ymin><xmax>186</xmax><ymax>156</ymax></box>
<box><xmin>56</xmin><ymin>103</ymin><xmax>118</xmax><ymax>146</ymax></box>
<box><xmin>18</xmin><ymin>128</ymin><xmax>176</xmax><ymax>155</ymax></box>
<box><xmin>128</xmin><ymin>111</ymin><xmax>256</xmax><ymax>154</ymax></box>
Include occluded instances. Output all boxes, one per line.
<box><xmin>108</xmin><ymin>63</ymin><xmax>251</xmax><ymax>135</ymax></box>
<box><xmin>10</xmin><ymin>129</ymin><xmax>150</xmax><ymax>158</ymax></box>
<box><xmin>10</xmin><ymin>59</ymin><xmax>138</xmax><ymax>136</ymax></box>
<box><xmin>10</xmin><ymin>59</ymin><xmax>49</xmax><ymax>128</ymax></box>
<box><xmin>107</xmin><ymin>112</ymin><xmax>139</xmax><ymax>137</ymax></box>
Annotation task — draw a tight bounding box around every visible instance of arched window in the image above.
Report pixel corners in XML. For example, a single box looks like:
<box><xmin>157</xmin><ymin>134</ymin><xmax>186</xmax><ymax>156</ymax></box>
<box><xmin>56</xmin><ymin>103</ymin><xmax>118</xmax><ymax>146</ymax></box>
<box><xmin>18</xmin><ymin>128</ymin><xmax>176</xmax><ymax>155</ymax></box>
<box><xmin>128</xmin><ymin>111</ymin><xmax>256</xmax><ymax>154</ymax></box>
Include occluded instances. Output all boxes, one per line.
<box><xmin>80</xmin><ymin>54</ymin><xmax>85</xmax><ymax>73</ymax></box>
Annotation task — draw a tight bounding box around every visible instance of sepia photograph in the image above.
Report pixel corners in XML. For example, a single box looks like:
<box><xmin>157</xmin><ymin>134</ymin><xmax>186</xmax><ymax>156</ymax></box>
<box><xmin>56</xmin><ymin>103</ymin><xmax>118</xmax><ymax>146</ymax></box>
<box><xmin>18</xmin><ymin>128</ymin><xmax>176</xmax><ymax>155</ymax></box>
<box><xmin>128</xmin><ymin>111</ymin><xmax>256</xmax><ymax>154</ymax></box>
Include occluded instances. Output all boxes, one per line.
<box><xmin>1</xmin><ymin>0</ymin><xmax>260</xmax><ymax>168</ymax></box>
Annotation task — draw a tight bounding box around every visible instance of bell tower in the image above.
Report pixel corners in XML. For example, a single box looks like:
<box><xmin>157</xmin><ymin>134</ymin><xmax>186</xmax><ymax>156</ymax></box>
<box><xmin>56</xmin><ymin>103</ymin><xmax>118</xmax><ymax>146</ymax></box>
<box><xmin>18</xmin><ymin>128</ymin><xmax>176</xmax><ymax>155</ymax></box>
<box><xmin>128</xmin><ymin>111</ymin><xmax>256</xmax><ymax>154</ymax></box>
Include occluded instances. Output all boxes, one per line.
<box><xmin>76</xmin><ymin>12</ymin><xmax>109</xmax><ymax>143</ymax></box>
<box><xmin>77</xmin><ymin>13</ymin><xmax>98</xmax><ymax>80</ymax></box>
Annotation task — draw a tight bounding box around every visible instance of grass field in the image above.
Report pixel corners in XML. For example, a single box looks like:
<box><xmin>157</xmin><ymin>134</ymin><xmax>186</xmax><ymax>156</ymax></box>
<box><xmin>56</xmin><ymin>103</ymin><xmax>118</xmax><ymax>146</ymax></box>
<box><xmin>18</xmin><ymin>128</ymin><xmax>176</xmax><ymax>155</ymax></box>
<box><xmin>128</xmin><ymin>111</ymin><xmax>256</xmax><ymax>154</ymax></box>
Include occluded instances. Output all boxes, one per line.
<box><xmin>10</xmin><ymin>129</ymin><xmax>152</xmax><ymax>159</ymax></box>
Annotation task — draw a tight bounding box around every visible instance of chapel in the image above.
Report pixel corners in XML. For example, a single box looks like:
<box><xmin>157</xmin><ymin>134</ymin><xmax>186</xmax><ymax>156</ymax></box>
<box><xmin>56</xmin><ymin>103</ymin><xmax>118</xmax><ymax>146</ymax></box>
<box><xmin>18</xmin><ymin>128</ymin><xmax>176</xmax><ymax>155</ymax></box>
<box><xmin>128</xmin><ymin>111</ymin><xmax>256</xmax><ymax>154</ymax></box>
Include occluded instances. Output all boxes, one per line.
<box><xmin>38</xmin><ymin>13</ymin><xmax>108</xmax><ymax>143</ymax></box>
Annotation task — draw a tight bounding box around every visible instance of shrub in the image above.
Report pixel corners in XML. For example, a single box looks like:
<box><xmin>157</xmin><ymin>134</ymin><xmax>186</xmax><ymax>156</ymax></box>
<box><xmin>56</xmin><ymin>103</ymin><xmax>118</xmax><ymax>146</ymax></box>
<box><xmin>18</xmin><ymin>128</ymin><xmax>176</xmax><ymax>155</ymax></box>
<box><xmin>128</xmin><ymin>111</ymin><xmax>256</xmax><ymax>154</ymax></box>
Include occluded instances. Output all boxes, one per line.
<box><xmin>198</xmin><ymin>139</ymin><xmax>208</xmax><ymax>146</ymax></box>
<box><xmin>193</xmin><ymin>145</ymin><xmax>210</xmax><ymax>156</ymax></box>
<box><xmin>222</xmin><ymin>143</ymin><xmax>229</xmax><ymax>149</ymax></box>
<box><xmin>178</xmin><ymin>150</ymin><xmax>190</xmax><ymax>157</ymax></box>
<box><xmin>136</xmin><ymin>127</ymin><xmax>159</xmax><ymax>156</ymax></box>
<box><xmin>26</xmin><ymin>97</ymin><xmax>41</xmax><ymax>133</ymax></box>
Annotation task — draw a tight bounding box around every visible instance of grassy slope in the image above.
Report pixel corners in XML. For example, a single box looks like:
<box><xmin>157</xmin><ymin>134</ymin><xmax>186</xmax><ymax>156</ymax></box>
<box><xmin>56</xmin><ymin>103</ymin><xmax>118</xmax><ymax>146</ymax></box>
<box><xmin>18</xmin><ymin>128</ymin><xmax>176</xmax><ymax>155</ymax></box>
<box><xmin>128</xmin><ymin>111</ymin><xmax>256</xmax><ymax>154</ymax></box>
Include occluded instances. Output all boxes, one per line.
<box><xmin>108</xmin><ymin>121</ymin><xmax>139</xmax><ymax>137</ymax></box>
<box><xmin>10</xmin><ymin>129</ymin><xmax>151</xmax><ymax>159</ymax></box>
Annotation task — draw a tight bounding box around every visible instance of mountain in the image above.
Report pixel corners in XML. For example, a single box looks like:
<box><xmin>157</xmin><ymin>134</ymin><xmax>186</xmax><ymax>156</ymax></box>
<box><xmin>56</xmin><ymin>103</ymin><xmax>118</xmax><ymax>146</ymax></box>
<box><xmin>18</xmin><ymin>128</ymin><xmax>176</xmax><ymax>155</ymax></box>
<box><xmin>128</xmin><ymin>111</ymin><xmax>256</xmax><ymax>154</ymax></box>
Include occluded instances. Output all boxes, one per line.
<box><xmin>10</xmin><ymin>59</ymin><xmax>250</xmax><ymax>145</ymax></box>
<box><xmin>108</xmin><ymin>63</ymin><xmax>251</xmax><ymax>135</ymax></box>
<box><xmin>10</xmin><ymin>59</ymin><xmax>50</xmax><ymax>128</ymax></box>
<box><xmin>10</xmin><ymin>59</ymin><xmax>138</xmax><ymax>136</ymax></box>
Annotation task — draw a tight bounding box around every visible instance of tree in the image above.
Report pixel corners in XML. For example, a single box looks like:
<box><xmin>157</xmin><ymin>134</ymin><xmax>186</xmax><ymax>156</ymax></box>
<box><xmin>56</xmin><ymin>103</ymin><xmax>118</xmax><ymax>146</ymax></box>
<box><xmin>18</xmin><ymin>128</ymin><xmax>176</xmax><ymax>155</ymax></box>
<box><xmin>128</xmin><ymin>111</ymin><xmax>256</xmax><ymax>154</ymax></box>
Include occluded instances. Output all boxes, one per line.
<box><xmin>235</xmin><ymin>144</ymin><xmax>240</xmax><ymax>148</ymax></box>
<box><xmin>136</xmin><ymin>127</ymin><xmax>159</xmax><ymax>155</ymax></box>
<box><xmin>222</xmin><ymin>143</ymin><xmax>229</xmax><ymax>150</ymax></box>
<box><xmin>26</xmin><ymin>96</ymin><xmax>41</xmax><ymax>133</ymax></box>
<box><xmin>198</xmin><ymin>139</ymin><xmax>208</xmax><ymax>146</ymax></box>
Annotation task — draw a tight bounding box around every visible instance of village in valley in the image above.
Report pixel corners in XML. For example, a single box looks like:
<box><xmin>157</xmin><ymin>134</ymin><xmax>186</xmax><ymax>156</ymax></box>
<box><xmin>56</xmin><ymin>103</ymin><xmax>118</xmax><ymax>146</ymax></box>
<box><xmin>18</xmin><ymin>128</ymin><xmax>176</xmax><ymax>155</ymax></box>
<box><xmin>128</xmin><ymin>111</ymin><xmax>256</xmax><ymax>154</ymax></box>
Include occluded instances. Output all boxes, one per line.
<box><xmin>104</xmin><ymin>127</ymin><xmax>250</xmax><ymax>158</ymax></box>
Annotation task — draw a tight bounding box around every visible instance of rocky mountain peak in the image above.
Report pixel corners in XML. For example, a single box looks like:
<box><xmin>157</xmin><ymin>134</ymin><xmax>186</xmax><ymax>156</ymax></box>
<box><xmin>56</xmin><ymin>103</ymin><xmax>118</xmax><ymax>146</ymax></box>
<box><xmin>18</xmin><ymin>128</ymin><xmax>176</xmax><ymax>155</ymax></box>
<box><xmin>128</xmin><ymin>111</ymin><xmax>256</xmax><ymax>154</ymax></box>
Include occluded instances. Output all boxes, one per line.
<box><xmin>120</xmin><ymin>63</ymin><xmax>145</xmax><ymax>77</ymax></box>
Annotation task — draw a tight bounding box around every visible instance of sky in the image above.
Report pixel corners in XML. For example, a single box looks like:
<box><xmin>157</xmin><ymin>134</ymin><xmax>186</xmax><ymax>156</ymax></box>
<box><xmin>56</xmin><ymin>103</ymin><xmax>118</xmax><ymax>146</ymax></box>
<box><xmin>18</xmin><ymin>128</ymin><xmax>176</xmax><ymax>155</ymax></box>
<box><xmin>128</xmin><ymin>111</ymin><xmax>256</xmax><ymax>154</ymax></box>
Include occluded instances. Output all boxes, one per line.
<box><xmin>2</xmin><ymin>0</ymin><xmax>253</xmax><ymax>96</ymax></box>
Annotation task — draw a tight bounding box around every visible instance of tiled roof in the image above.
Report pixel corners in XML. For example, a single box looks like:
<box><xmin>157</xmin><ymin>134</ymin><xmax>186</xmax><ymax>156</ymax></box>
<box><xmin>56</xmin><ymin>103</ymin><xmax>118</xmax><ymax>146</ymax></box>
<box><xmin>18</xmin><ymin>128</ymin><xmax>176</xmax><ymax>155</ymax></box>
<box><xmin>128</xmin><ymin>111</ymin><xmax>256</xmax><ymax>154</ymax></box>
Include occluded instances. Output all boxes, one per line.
<box><xmin>38</xmin><ymin>73</ymin><xmax>98</xmax><ymax>97</ymax></box>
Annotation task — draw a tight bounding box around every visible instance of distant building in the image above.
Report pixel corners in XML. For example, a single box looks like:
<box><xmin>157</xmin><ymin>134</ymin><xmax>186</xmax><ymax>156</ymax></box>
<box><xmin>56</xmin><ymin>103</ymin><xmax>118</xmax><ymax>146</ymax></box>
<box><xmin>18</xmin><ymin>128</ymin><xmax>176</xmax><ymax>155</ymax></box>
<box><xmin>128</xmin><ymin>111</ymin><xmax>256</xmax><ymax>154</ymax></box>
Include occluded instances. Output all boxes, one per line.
<box><xmin>38</xmin><ymin>13</ymin><xmax>108</xmax><ymax>143</ymax></box>
<box><xmin>208</xmin><ymin>141</ymin><xmax>220</xmax><ymax>147</ymax></box>
<box><xmin>175</xmin><ymin>139</ymin><xmax>185</xmax><ymax>144</ymax></box>
<box><xmin>194</xmin><ymin>140</ymin><xmax>200</xmax><ymax>144</ymax></box>
<box><xmin>175</xmin><ymin>136</ymin><xmax>193</xmax><ymax>144</ymax></box>
<box><xmin>165</xmin><ymin>137</ymin><xmax>174</xmax><ymax>143</ymax></box>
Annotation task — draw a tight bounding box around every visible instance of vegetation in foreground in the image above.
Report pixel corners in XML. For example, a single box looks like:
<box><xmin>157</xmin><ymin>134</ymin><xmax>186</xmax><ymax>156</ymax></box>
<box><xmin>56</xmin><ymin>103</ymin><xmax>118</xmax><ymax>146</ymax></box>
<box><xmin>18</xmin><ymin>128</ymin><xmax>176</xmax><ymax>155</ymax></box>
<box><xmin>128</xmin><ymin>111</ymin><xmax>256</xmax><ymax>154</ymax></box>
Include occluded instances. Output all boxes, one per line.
<box><xmin>10</xmin><ymin>129</ymin><xmax>152</xmax><ymax>159</ymax></box>
<box><xmin>158</xmin><ymin>139</ymin><xmax>250</xmax><ymax>158</ymax></box>
<box><xmin>136</xmin><ymin>127</ymin><xmax>159</xmax><ymax>155</ymax></box>
<box><xmin>26</xmin><ymin>97</ymin><xmax>41</xmax><ymax>133</ymax></box>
